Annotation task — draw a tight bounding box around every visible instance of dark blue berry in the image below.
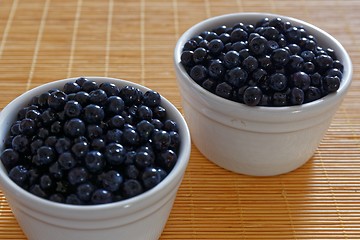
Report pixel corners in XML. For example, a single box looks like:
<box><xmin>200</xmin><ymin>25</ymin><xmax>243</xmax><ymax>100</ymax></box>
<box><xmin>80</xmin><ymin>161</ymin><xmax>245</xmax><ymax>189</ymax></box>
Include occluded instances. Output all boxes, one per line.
<box><xmin>208</xmin><ymin>39</ymin><xmax>224</xmax><ymax>55</ymax></box>
<box><xmin>305</xmin><ymin>86</ymin><xmax>322</xmax><ymax>102</ymax></box>
<box><xmin>76</xmin><ymin>183</ymin><xmax>95</xmax><ymax>202</ymax></box>
<box><xmin>58</xmin><ymin>152</ymin><xmax>76</xmax><ymax>170</ymax></box>
<box><xmin>86</xmin><ymin>124</ymin><xmax>103</xmax><ymax>139</ymax></box>
<box><xmin>122</xmin><ymin>128</ymin><xmax>140</xmax><ymax>146</ymax></box>
<box><xmin>85</xmin><ymin>150</ymin><xmax>104</xmax><ymax>173</ymax></box>
<box><xmin>249</xmin><ymin>36</ymin><xmax>267</xmax><ymax>55</ymax></box>
<box><xmin>64</xmin><ymin>100</ymin><xmax>82</xmax><ymax>118</ymax></box>
<box><xmin>89</xmin><ymin>89</ymin><xmax>108</xmax><ymax>106</ymax></box>
<box><xmin>63</xmin><ymin>82</ymin><xmax>81</xmax><ymax>94</ymax></box>
<box><xmin>271</xmin><ymin>48</ymin><xmax>290</xmax><ymax>66</ymax></box>
<box><xmin>243</xmin><ymin>86</ymin><xmax>262</xmax><ymax>106</ymax></box>
<box><xmin>64</xmin><ymin>118</ymin><xmax>85</xmax><ymax>137</ymax></box>
<box><xmin>106</xmin><ymin>96</ymin><xmax>125</xmax><ymax>115</ymax></box>
<box><xmin>290</xmin><ymin>87</ymin><xmax>304</xmax><ymax>105</ymax></box>
<box><xmin>48</xmin><ymin>91</ymin><xmax>67</xmax><ymax>111</ymax></box>
<box><xmin>125</xmin><ymin>165</ymin><xmax>139</xmax><ymax>179</ymax></box>
<box><xmin>290</xmin><ymin>71</ymin><xmax>311</xmax><ymax>91</ymax></box>
<box><xmin>29</xmin><ymin>184</ymin><xmax>47</xmax><ymax>198</ymax></box>
<box><xmin>71</xmin><ymin>141</ymin><xmax>89</xmax><ymax>159</ymax></box>
<box><xmin>83</xmin><ymin>104</ymin><xmax>105</xmax><ymax>124</ymax></box>
<box><xmin>208</xmin><ymin>59</ymin><xmax>225</xmax><ymax>79</ymax></box>
<box><xmin>122</xmin><ymin>179</ymin><xmax>143</xmax><ymax>198</ymax></box>
<box><xmin>100</xmin><ymin>170</ymin><xmax>123</xmax><ymax>192</ymax></box>
<box><xmin>242</xmin><ymin>56</ymin><xmax>258</xmax><ymax>72</ymax></box>
<box><xmin>55</xmin><ymin>137</ymin><xmax>71</xmax><ymax>154</ymax></box>
<box><xmin>40</xmin><ymin>174</ymin><xmax>53</xmax><ymax>190</ymax></box>
<box><xmin>105</xmin><ymin>143</ymin><xmax>126</xmax><ymax>165</ymax></box>
<box><xmin>99</xmin><ymin>82</ymin><xmax>120</xmax><ymax>96</ymax></box>
<box><xmin>68</xmin><ymin>167</ymin><xmax>88</xmax><ymax>186</ymax></box>
<box><xmin>190</xmin><ymin>65</ymin><xmax>208</xmax><ymax>83</ymax></box>
<box><xmin>34</xmin><ymin>146</ymin><xmax>55</xmax><ymax>166</ymax></box>
<box><xmin>272</xmin><ymin>92</ymin><xmax>288</xmax><ymax>106</ymax></box>
<box><xmin>135</xmin><ymin>151</ymin><xmax>154</xmax><ymax>169</ymax></box>
<box><xmin>74</xmin><ymin>91</ymin><xmax>90</xmax><ymax>106</ymax></box>
<box><xmin>8</xmin><ymin>165</ymin><xmax>28</xmax><ymax>187</ymax></box>
<box><xmin>157</xmin><ymin>149</ymin><xmax>178</xmax><ymax>171</ymax></box>
<box><xmin>323</xmin><ymin>76</ymin><xmax>340</xmax><ymax>93</ymax></box>
<box><xmin>269</xmin><ymin>73</ymin><xmax>287</xmax><ymax>91</ymax></box>
<box><xmin>91</xmin><ymin>189</ymin><xmax>112</xmax><ymax>205</ymax></box>
<box><xmin>223</xmin><ymin>50</ymin><xmax>240</xmax><ymax>69</ymax></box>
<box><xmin>141</xmin><ymin>167</ymin><xmax>161</xmax><ymax>190</ymax></box>
<box><xmin>226</xmin><ymin>67</ymin><xmax>247</xmax><ymax>87</ymax></box>
<box><xmin>0</xmin><ymin>148</ymin><xmax>19</xmax><ymax>170</ymax></box>
<box><xmin>82</xmin><ymin>80</ymin><xmax>98</xmax><ymax>93</ymax></box>
<box><xmin>180</xmin><ymin>50</ymin><xmax>194</xmax><ymax>67</ymax></box>
<box><xmin>215</xmin><ymin>82</ymin><xmax>233</xmax><ymax>99</ymax></box>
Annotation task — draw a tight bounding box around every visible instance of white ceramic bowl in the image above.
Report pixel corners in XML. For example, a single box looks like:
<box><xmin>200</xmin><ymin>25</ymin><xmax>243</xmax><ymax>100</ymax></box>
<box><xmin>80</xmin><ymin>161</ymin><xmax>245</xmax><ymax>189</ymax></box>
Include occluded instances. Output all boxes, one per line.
<box><xmin>0</xmin><ymin>77</ymin><xmax>191</xmax><ymax>240</ymax></box>
<box><xmin>174</xmin><ymin>13</ymin><xmax>352</xmax><ymax>176</ymax></box>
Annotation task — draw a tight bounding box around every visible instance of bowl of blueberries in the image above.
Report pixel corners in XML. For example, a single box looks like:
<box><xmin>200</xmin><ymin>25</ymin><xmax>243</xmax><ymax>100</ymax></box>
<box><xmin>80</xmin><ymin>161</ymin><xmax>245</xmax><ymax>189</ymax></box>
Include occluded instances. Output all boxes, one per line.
<box><xmin>174</xmin><ymin>12</ymin><xmax>352</xmax><ymax>176</ymax></box>
<box><xmin>0</xmin><ymin>77</ymin><xmax>191</xmax><ymax>240</ymax></box>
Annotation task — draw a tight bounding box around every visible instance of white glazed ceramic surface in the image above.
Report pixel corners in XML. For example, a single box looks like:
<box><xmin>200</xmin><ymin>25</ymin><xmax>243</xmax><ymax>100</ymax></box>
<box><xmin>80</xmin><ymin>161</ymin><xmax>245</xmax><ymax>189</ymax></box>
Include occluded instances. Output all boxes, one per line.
<box><xmin>174</xmin><ymin>13</ymin><xmax>352</xmax><ymax>176</ymax></box>
<box><xmin>0</xmin><ymin>77</ymin><xmax>191</xmax><ymax>240</ymax></box>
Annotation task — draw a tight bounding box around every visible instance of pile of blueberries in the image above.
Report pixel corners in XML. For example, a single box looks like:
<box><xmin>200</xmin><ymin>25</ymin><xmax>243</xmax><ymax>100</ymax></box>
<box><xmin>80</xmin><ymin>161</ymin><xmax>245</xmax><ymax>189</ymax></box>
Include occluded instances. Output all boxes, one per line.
<box><xmin>180</xmin><ymin>17</ymin><xmax>344</xmax><ymax>106</ymax></box>
<box><xmin>0</xmin><ymin>78</ymin><xmax>181</xmax><ymax>205</ymax></box>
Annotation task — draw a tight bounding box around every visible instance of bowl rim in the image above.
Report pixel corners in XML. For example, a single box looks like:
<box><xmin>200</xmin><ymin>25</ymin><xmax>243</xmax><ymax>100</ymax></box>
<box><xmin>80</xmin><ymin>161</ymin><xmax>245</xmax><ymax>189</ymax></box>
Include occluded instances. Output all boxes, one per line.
<box><xmin>173</xmin><ymin>12</ymin><xmax>353</xmax><ymax>117</ymax></box>
<box><xmin>0</xmin><ymin>76</ymin><xmax>191</xmax><ymax>215</ymax></box>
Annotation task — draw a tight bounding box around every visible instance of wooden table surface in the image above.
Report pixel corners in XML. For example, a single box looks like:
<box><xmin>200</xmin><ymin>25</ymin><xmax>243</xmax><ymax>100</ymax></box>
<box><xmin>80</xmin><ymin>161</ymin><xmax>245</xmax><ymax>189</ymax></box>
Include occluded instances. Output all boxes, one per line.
<box><xmin>0</xmin><ymin>0</ymin><xmax>360</xmax><ymax>239</ymax></box>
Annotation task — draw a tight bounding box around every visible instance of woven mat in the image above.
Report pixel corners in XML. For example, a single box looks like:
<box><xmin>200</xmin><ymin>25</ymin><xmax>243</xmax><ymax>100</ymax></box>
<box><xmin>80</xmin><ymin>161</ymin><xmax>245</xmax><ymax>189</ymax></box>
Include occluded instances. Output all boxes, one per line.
<box><xmin>1</xmin><ymin>0</ymin><xmax>360</xmax><ymax>239</ymax></box>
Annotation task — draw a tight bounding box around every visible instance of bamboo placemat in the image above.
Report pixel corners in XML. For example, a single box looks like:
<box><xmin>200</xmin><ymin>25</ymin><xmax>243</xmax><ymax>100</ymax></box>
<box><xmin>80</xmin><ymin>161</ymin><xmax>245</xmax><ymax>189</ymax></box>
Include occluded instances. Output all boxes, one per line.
<box><xmin>0</xmin><ymin>0</ymin><xmax>360</xmax><ymax>239</ymax></box>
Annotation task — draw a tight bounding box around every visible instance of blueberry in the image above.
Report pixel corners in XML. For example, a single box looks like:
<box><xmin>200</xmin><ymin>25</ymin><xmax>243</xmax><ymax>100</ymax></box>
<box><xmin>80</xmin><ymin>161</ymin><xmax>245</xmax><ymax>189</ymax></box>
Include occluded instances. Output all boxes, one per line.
<box><xmin>100</xmin><ymin>170</ymin><xmax>123</xmax><ymax>192</ymax></box>
<box><xmin>34</xmin><ymin>146</ymin><xmax>55</xmax><ymax>166</ymax></box>
<box><xmin>230</xmin><ymin>28</ymin><xmax>248</xmax><ymax>42</ymax></box>
<box><xmin>71</xmin><ymin>141</ymin><xmax>89</xmax><ymax>159</ymax></box>
<box><xmin>85</xmin><ymin>150</ymin><xmax>104</xmax><ymax>173</ymax></box>
<box><xmin>180</xmin><ymin>50</ymin><xmax>194</xmax><ymax>67</ymax></box>
<box><xmin>91</xmin><ymin>189</ymin><xmax>112</xmax><ymax>205</ymax></box>
<box><xmin>124</xmin><ymin>165</ymin><xmax>140</xmax><ymax>179</ymax></box>
<box><xmin>89</xmin><ymin>89</ymin><xmax>108</xmax><ymax>106</ymax></box>
<box><xmin>48</xmin><ymin>90</ymin><xmax>67</xmax><ymax>111</ymax></box>
<box><xmin>243</xmin><ymin>86</ymin><xmax>262</xmax><ymax>106</ymax></box>
<box><xmin>105</xmin><ymin>143</ymin><xmax>126</xmax><ymax>165</ymax></box>
<box><xmin>288</xmin><ymin>55</ymin><xmax>304</xmax><ymax>72</ymax></box>
<box><xmin>157</xmin><ymin>149</ymin><xmax>178</xmax><ymax>171</ymax></box>
<box><xmin>290</xmin><ymin>71</ymin><xmax>311</xmax><ymax>91</ymax></box>
<box><xmin>25</xmin><ymin>109</ymin><xmax>41</xmax><ymax>121</ymax></box>
<box><xmin>192</xmin><ymin>47</ymin><xmax>207</xmax><ymax>64</ymax></box>
<box><xmin>271</xmin><ymin>48</ymin><xmax>290</xmax><ymax>66</ymax></box>
<box><xmin>99</xmin><ymin>82</ymin><xmax>120</xmax><ymax>96</ymax></box>
<box><xmin>63</xmin><ymin>82</ymin><xmax>81</xmax><ymax>94</ymax></box>
<box><xmin>106</xmin><ymin>96</ymin><xmax>125</xmax><ymax>115</ymax></box>
<box><xmin>58</xmin><ymin>152</ymin><xmax>76</xmax><ymax>170</ymax></box>
<box><xmin>68</xmin><ymin>167</ymin><xmax>88</xmax><ymax>186</ymax></box>
<box><xmin>152</xmin><ymin>106</ymin><xmax>167</xmax><ymax>121</ymax></box>
<box><xmin>105</xmin><ymin>129</ymin><xmax>123</xmax><ymax>143</ymax></box>
<box><xmin>74</xmin><ymin>91</ymin><xmax>90</xmax><ymax>106</ymax></box>
<box><xmin>305</xmin><ymin>86</ymin><xmax>322</xmax><ymax>102</ymax></box>
<box><xmin>208</xmin><ymin>59</ymin><xmax>226</xmax><ymax>79</ymax></box>
<box><xmin>29</xmin><ymin>184</ymin><xmax>47</xmax><ymax>199</ymax></box>
<box><xmin>41</xmin><ymin>109</ymin><xmax>57</xmax><ymax>126</ymax></box>
<box><xmin>119</xmin><ymin>85</ymin><xmax>142</xmax><ymax>106</ymax></box>
<box><xmin>190</xmin><ymin>65</ymin><xmax>208</xmax><ymax>83</ymax></box>
<box><xmin>83</xmin><ymin>104</ymin><xmax>105</xmax><ymax>124</ymax></box>
<box><xmin>76</xmin><ymin>183</ymin><xmax>95</xmax><ymax>202</ymax></box>
<box><xmin>223</xmin><ymin>50</ymin><xmax>240</xmax><ymax>69</ymax></box>
<box><xmin>269</xmin><ymin>73</ymin><xmax>287</xmax><ymax>91</ymax></box>
<box><xmin>135</xmin><ymin>151</ymin><xmax>154</xmax><ymax>168</ymax></box>
<box><xmin>137</xmin><ymin>105</ymin><xmax>153</xmax><ymax>121</ymax></box>
<box><xmin>29</xmin><ymin>139</ymin><xmax>43</xmax><ymax>154</ymax></box>
<box><xmin>19</xmin><ymin>118</ymin><xmax>36</xmax><ymax>136</ymax></box>
<box><xmin>151</xmin><ymin>130</ymin><xmax>171</xmax><ymax>151</ymax></box>
<box><xmin>323</xmin><ymin>76</ymin><xmax>341</xmax><ymax>93</ymax></box>
<box><xmin>64</xmin><ymin>118</ymin><xmax>85</xmax><ymax>137</ymax></box>
<box><xmin>141</xmin><ymin>167</ymin><xmax>161</xmax><ymax>190</ymax></box>
<box><xmin>0</xmin><ymin>148</ymin><xmax>19</xmax><ymax>170</ymax></box>
<box><xmin>215</xmin><ymin>82</ymin><xmax>233</xmax><ymax>99</ymax></box>
<box><xmin>55</xmin><ymin>137</ymin><xmax>71</xmax><ymax>154</ymax></box>
<box><xmin>47</xmin><ymin>161</ymin><xmax>63</xmax><ymax>180</ymax></box>
<box><xmin>82</xmin><ymin>80</ymin><xmax>98</xmax><ymax>93</ymax></box>
<box><xmin>8</xmin><ymin>165</ymin><xmax>28</xmax><ymax>187</ymax></box>
<box><xmin>249</xmin><ymin>36</ymin><xmax>267</xmax><ymax>55</ymax></box>
<box><xmin>272</xmin><ymin>92</ymin><xmax>288</xmax><ymax>106</ymax></box>
<box><xmin>242</xmin><ymin>56</ymin><xmax>258</xmax><ymax>72</ymax></box>
<box><xmin>122</xmin><ymin>128</ymin><xmax>140</xmax><ymax>146</ymax></box>
<box><xmin>208</xmin><ymin>39</ymin><xmax>224</xmax><ymax>55</ymax></box>
<box><xmin>136</xmin><ymin>120</ymin><xmax>154</xmax><ymax>140</ymax></box>
<box><xmin>40</xmin><ymin>174</ymin><xmax>53</xmax><ymax>191</ymax></box>
<box><xmin>301</xmin><ymin>50</ymin><xmax>315</xmax><ymax>62</ymax></box>
<box><xmin>91</xmin><ymin>138</ymin><xmax>106</xmax><ymax>151</ymax></box>
<box><xmin>64</xmin><ymin>100</ymin><xmax>82</xmax><ymax>118</ymax></box>
<box><xmin>66</xmin><ymin>194</ymin><xmax>83</xmax><ymax>205</ymax></box>
<box><xmin>86</xmin><ymin>124</ymin><xmax>103</xmax><ymax>139</ymax></box>
<box><xmin>290</xmin><ymin>87</ymin><xmax>304</xmax><ymax>105</ymax></box>
<box><xmin>50</xmin><ymin>121</ymin><xmax>62</xmax><ymax>135</ymax></box>
<box><xmin>285</xmin><ymin>26</ymin><xmax>301</xmax><ymax>42</ymax></box>
<box><xmin>226</xmin><ymin>67</ymin><xmax>247</xmax><ymax>88</ymax></box>
<box><xmin>49</xmin><ymin>193</ymin><xmax>65</xmax><ymax>203</ymax></box>
<box><xmin>316</xmin><ymin>54</ymin><xmax>333</xmax><ymax>70</ymax></box>
<box><xmin>122</xmin><ymin>179</ymin><xmax>143</xmax><ymax>198</ymax></box>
